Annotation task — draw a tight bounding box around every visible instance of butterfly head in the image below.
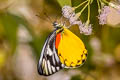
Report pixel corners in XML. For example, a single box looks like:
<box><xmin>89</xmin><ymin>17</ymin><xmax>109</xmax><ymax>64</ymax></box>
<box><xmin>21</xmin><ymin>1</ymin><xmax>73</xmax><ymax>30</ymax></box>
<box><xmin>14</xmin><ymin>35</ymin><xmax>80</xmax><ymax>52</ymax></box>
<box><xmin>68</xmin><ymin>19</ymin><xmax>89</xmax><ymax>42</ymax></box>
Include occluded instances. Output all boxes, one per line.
<box><xmin>53</xmin><ymin>21</ymin><xmax>63</xmax><ymax>29</ymax></box>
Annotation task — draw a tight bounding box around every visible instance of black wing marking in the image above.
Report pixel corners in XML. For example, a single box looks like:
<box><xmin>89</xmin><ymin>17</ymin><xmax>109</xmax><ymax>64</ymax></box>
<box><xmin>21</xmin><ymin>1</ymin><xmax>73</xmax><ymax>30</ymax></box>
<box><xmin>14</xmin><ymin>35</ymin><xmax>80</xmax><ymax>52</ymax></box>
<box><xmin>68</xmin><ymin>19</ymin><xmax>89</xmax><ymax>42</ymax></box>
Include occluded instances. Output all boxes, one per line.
<box><xmin>38</xmin><ymin>29</ymin><xmax>65</xmax><ymax>76</ymax></box>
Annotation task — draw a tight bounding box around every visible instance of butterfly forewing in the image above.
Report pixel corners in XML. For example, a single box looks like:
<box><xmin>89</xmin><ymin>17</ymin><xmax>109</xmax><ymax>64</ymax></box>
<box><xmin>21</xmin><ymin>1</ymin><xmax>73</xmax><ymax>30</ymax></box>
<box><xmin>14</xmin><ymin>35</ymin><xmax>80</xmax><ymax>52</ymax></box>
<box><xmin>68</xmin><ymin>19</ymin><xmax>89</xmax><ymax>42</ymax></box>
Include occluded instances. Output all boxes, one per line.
<box><xmin>38</xmin><ymin>29</ymin><xmax>64</xmax><ymax>76</ymax></box>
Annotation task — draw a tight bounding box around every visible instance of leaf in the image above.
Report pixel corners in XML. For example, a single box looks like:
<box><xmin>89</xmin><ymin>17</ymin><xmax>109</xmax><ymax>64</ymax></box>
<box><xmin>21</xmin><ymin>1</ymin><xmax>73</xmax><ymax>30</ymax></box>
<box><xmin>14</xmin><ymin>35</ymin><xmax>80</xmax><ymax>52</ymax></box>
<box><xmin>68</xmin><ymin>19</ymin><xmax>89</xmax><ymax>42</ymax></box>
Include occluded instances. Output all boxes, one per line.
<box><xmin>57</xmin><ymin>0</ymin><xmax>71</xmax><ymax>7</ymax></box>
<box><xmin>0</xmin><ymin>13</ymin><xmax>18</xmax><ymax>54</ymax></box>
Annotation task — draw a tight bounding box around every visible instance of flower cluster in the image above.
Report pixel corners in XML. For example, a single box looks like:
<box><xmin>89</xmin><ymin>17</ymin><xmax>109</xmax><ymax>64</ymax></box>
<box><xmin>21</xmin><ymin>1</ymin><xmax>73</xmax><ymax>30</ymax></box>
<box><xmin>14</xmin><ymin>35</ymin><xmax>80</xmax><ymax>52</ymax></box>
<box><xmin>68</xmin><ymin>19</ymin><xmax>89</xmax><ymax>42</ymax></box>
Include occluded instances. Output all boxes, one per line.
<box><xmin>61</xmin><ymin>0</ymin><xmax>120</xmax><ymax>35</ymax></box>
<box><xmin>62</xmin><ymin>6</ymin><xmax>78</xmax><ymax>25</ymax></box>
<box><xmin>62</xmin><ymin>6</ymin><xmax>75</xmax><ymax>19</ymax></box>
<box><xmin>79</xmin><ymin>23</ymin><xmax>92</xmax><ymax>35</ymax></box>
<box><xmin>98</xmin><ymin>6</ymin><xmax>110</xmax><ymax>25</ymax></box>
<box><xmin>98</xmin><ymin>1</ymin><xmax>120</xmax><ymax>25</ymax></box>
<box><xmin>62</xmin><ymin>3</ymin><xmax>92</xmax><ymax>35</ymax></box>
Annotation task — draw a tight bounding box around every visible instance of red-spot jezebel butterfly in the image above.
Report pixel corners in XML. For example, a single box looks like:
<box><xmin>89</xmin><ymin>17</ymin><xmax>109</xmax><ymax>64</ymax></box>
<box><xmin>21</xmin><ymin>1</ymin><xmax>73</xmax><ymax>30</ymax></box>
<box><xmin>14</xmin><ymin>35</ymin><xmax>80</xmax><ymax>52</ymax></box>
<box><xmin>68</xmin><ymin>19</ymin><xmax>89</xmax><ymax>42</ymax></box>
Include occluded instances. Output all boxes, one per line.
<box><xmin>38</xmin><ymin>21</ymin><xmax>88</xmax><ymax>76</ymax></box>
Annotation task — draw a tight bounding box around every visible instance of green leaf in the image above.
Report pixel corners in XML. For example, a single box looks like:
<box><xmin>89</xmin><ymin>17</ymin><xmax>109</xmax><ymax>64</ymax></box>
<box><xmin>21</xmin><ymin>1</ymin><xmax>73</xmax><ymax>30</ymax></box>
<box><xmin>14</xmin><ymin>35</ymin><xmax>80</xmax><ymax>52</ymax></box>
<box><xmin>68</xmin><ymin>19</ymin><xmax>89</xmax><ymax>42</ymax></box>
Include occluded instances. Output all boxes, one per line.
<box><xmin>0</xmin><ymin>13</ymin><xmax>18</xmax><ymax>54</ymax></box>
<box><xmin>57</xmin><ymin>0</ymin><xmax>71</xmax><ymax>7</ymax></box>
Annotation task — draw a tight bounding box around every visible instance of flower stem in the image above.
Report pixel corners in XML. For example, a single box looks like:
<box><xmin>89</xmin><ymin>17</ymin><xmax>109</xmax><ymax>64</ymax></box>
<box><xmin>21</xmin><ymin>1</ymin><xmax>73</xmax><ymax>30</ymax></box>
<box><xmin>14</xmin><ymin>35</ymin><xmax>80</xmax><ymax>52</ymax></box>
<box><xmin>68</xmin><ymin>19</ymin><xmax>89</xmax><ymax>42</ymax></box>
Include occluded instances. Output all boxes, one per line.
<box><xmin>102</xmin><ymin>0</ymin><xmax>109</xmax><ymax>4</ymax></box>
<box><xmin>87</xmin><ymin>3</ymin><xmax>90</xmax><ymax>25</ymax></box>
<box><xmin>74</xmin><ymin>0</ymin><xmax>88</xmax><ymax>9</ymax></box>
<box><xmin>97</xmin><ymin>0</ymin><xmax>101</xmax><ymax>13</ymax></box>
<box><xmin>76</xmin><ymin>2</ymin><xmax>89</xmax><ymax>17</ymax></box>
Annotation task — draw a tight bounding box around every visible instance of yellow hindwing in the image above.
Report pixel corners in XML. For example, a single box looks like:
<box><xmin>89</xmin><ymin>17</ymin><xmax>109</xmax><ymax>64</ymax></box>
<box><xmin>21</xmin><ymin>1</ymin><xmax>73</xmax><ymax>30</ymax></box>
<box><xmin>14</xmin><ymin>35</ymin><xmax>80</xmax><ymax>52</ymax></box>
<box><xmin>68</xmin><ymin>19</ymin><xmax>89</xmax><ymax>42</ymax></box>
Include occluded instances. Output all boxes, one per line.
<box><xmin>58</xmin><ymin>27</ymin><xmax>87</xmax><ymax>67</ymax></box>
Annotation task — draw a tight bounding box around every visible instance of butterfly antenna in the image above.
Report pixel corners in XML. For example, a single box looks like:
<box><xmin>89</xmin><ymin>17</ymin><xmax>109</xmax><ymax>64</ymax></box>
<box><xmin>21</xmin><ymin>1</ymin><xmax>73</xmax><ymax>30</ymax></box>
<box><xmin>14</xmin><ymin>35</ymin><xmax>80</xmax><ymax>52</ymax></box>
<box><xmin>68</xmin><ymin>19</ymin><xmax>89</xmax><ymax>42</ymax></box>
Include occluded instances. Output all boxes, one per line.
<box><xmin>60</xmin><ymin>16</ymin><xmax>63</xmax><ymax>24</ymax></box>
<box><xmin>36</xmin><ymin>13</ymin><xmax>51</xmax><ymax>23</ymax></box>
<box><xmin>43</xmin><ymin>12</ymin><xmax>53</xmax><ymax>23</ymax></box>
<box><xmin>60</xmin><ymin>15</ymin><xmax>67</xmax><ymax>27</ymax></box>
<box><xmin>54</xmin><ymin>14</ymin><xmax>59</xmax><ymax>22</ymax></box>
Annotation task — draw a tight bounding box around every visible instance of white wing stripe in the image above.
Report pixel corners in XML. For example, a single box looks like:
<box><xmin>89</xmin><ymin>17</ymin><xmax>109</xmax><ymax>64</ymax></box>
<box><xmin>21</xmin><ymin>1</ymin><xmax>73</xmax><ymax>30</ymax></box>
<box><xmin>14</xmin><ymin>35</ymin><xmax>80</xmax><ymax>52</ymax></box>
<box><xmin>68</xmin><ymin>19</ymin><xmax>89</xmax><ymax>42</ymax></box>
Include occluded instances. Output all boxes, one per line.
<box><xmin>56</xmin><ymin>67</ymin><xmax>60</xmax><ymax>71</ymax></box>
<box><xmin>51</xmin><ymin>66</ymin><xmax>56</xmax><ymax>73</ymax></box>
<box><xmin>47</xmin><ymin>46</ymin><xmax>53</xmax><ymax>56</ymax></box>
<box><xmin>52</xmin><ymin>54</ymin><xmax>56</xmax><ymax>65</ymax></box>
<box><xmin>42</xmin><ymin>59</ymin><xmax>45</xmax><ymax>69</ymax></box>
<box><xmin>44</xmin><ymin>60</ymin><xmax>48</xmax><ymax>75</ymax></box>
<box><xmin>47</xmin><ymin>60</ymin><xmax>52</xmax><ymax>74</ymax></box>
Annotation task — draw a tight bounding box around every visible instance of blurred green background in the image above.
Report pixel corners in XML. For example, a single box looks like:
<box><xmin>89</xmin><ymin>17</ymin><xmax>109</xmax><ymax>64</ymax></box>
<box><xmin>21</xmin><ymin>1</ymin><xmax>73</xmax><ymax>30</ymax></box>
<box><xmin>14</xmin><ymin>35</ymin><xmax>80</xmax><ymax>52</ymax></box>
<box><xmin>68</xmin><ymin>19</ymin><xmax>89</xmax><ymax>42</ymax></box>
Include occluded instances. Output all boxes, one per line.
<box><xmin>0</xmin><ymin>0</ymin><xmax>120</xmax><ymax>80</ymax></box>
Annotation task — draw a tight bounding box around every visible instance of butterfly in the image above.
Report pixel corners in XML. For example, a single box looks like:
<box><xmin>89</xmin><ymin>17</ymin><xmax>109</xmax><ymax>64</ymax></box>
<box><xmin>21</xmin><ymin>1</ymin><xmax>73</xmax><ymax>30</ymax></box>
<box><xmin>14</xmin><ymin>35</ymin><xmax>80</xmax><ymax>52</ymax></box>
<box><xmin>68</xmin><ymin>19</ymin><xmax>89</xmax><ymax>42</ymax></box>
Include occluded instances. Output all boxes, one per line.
<box><xmin>38</xmin><ymin>21</ymin><xmax>88</xmax><ymax>76</ymax></box>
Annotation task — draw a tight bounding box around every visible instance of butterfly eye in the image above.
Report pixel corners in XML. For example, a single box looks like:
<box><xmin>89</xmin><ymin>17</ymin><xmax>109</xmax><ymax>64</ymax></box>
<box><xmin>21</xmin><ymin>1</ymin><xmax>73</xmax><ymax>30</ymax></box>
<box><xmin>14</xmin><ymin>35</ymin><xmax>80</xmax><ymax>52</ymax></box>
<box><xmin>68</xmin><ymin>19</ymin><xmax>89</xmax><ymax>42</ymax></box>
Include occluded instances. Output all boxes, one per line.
<box><xmin>53</xmin><ymin>21</ymin><xmax>58</xmax><ymax>27</ymax></box>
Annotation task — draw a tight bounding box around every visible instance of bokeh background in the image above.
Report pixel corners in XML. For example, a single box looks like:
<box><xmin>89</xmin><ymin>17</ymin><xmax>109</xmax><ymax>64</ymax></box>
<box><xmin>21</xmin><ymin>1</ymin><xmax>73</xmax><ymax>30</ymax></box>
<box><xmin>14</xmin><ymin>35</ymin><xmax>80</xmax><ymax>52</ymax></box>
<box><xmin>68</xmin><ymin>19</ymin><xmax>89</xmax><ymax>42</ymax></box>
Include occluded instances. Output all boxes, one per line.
<box><xmin>0</xmin><ymin>0</ymin><xmax>120</xmax><ymax>80</ymax></box>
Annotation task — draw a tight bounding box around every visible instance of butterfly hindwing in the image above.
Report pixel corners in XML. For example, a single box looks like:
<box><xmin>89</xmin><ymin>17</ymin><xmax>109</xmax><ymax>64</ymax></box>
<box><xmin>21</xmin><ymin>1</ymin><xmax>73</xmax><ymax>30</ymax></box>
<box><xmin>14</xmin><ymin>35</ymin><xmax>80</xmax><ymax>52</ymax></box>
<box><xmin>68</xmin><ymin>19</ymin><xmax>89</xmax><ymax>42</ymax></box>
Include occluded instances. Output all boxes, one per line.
<box><xmin>38</xmin><ymin>29</ymin><xmax>64</xmax><ymax>76</ymax></box>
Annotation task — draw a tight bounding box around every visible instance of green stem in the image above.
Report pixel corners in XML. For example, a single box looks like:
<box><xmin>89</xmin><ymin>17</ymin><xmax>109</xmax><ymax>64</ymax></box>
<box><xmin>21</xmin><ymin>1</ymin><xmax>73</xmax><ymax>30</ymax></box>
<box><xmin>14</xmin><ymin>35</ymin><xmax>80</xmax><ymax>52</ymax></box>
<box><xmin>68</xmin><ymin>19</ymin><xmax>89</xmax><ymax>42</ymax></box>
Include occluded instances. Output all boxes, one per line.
<box><xmin>99</xmin><ymin>0</ymin><xmax>103</xmax><ymax>4</ymax></box>
<box><xmin>97</xmin><ymin>0</ymin><xmax>101</xmax><ymax>13</ymax></box>
<box><xmin>74</xmin><ymin>0</ymin><xmax>88</xmax><ymax>9</ymax></box>
<box><xmin>87</xmin><ymin>3</ymin><xmax>90</xmax><ymax>25</ymax></box>
<box><xmin>76</xmin><ymin>2</ymin><xmax>89</xmax><ymax>17</ymax></box>
<box><xmin>102</xmin><ymin>0</ymin><xmax>109</xmax><ymax>4</ymax></box>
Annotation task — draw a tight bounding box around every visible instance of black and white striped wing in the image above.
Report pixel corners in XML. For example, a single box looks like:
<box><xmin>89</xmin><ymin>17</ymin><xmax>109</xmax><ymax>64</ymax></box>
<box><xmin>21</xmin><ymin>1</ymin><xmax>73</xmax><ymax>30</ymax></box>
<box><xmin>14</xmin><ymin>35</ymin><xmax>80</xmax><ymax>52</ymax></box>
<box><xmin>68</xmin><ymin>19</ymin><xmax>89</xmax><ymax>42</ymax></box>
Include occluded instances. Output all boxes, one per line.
<box><xmin>38</xmin><ymin>30</ymin><xmax>64</xmax><ymax>76</ymax></box>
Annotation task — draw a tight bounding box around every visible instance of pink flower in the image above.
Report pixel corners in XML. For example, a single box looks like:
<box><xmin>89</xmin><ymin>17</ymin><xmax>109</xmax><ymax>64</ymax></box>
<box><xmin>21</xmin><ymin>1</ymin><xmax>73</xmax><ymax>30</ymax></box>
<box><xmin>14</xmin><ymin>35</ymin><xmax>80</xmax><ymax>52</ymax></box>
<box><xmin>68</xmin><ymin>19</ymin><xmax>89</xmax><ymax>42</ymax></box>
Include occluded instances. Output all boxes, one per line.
<box><xmin>98</xmin><ymin>6</ymin><xmax>110</xmax><ymax>25</ymax></box>
<box><xmin>79</xmin><ymin>23</ymin><xmax>92</xmax><ymax>35</ymax></box>
<box><xmin>69</xmin><ymin>14</ymin><xmax>79</xmax><ymax>24</ymax></box>
<box><xmin>62</xmin><ymin>6</ymin><xmax>75</xmax><ymax>19</ymax></box>
<box><xmin>62</xmin><ymin>5</ymin><xmax>80</xmax><ymax>25</ymax></box>
<box><xmin>72</xmin><ymin>20</ymin><xmax>82</xmax><ymax>25</ymax></box>
<box><xmin>62</xmin><ymin>6</ymin><xmax>92</xmax><ymax>35</ymax></box>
